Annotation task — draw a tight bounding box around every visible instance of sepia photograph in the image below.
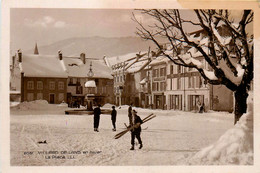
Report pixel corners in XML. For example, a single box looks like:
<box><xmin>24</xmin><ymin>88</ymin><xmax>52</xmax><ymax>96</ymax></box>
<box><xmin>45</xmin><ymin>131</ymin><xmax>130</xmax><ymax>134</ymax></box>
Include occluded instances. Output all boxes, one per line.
<box><xmin>1</xmin><ymin>0</ymin><xmax>260</xmax><ymax>172</ymax></box>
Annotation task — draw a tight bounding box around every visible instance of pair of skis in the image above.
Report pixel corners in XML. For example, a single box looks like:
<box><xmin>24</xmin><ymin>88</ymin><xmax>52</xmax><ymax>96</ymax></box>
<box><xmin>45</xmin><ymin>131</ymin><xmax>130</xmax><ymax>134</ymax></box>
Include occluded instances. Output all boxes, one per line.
<box><xmin>114</xmin><ymin>113</ymin><xmax>156</xmax><ymax>139</ymax></box>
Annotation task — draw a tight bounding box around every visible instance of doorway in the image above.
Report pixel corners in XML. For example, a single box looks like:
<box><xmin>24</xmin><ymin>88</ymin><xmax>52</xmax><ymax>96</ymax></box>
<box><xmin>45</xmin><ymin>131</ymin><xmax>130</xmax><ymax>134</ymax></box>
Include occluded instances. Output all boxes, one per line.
<box><xmin>50</xmin><ymin>94</ymin><xmax>55</xmax><ymax>104</ymax></box>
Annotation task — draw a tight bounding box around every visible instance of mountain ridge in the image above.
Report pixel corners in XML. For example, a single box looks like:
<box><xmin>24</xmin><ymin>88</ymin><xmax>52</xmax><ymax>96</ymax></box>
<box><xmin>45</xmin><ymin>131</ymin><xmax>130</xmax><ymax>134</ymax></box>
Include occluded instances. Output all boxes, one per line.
<box><xmin>24</xmin><ymin>36</ymin><xmax>166</xmax><ymax>58</ymax></box>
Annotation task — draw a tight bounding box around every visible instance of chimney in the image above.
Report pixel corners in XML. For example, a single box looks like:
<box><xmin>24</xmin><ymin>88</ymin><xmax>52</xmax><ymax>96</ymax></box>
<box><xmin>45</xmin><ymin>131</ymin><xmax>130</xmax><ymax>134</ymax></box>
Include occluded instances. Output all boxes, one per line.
<box><xmin>58</xmin><ymin>50</ymin><xmax>62</xmax><ymax>60</ymax></box>
<box><xmin>80</xmin><ymin>53</ymin><xmax>86</xmax><ymax>64</ymax></box>
<box><xmin>18</xmin><ymin>49</ymin><xmax>22</xmax><ymax>62</ymax></box>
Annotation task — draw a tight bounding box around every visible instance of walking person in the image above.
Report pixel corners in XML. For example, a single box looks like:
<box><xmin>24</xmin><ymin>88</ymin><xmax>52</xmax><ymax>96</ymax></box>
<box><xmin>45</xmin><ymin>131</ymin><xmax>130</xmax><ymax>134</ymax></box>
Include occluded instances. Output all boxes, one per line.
<box><xmin>93</xmin><ymin>104</ymin><xmax>101</xmax><ymax>132</ymax></box>
<box><xmin>130</xmin><ymin>109</ymin><xmax>143</xmax><ymax>150</ymax></box>
<box><xmin>128</xmin><ymin>103</ymin><xmax>133</xmax><ymax>125</ymax></box>
<box><xmin>111</xmin><ymin>106</ymin><xmax>117</xmax><ymax>131</ymax></box>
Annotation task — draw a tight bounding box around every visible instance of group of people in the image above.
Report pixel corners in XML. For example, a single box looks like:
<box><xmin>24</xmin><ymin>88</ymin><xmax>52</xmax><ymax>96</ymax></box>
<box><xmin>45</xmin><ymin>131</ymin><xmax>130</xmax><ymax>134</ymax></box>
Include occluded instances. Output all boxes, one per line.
<box><xmin>93</xmin><ymin>104</ymin><xmax>117</xmax><ymax>132</ymax></box>
<box><xmin>93</xmin><ymin>103</ymin><xmax>143</xmax><ymax>150</ymax></box>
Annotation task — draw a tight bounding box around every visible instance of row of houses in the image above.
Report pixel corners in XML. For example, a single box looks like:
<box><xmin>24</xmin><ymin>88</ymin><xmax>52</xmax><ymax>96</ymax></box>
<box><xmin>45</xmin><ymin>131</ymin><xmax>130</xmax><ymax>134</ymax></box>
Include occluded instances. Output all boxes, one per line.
<box><xmin>10</xmin><ymin>44</ymin><xmax>114</xmax><ymax>107</ymax></box>
<box><xmin>105</xmin><ymin>50</ymin><xmax>233</xmax><ymax>112</ymax></box>
<box><xmin>10</xmin><ymin>30</ymin><xmax>234</xmax><ymax>112</ymax></box>
<box><xmin>104</xmin><ymin>25</ymin><xmax>235</xmax><ymax>112</ymax></box>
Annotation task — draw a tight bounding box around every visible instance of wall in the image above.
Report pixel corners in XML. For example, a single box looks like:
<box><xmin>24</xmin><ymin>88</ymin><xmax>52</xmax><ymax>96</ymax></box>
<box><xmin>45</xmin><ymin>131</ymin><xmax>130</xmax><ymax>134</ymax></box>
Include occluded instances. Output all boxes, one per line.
<box><xmin>22</xmin><ymin>77</ymin><xmax>67</xmax><ymax>104</ymax></box>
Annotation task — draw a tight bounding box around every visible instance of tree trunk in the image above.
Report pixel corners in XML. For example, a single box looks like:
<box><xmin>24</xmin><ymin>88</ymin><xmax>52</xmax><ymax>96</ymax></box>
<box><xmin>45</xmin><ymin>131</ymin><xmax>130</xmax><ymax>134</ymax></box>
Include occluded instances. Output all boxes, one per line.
<box><xmin>234</xmin><ymin>85</ymin><xmax>248</xmax><ymax>124</ymax></box>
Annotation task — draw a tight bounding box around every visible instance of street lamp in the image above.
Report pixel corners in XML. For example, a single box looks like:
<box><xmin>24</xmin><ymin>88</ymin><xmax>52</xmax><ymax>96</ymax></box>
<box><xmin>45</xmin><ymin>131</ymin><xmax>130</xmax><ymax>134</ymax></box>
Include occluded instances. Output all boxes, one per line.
<box><xmin>85</xmin><ymin>61</ymin><xmax>96</xmax><ymax>111</ymax></box>
<box><xmin>87</xmin><ymin>61</ymin><xmax>94</xmax><ymax>78</ymax></box>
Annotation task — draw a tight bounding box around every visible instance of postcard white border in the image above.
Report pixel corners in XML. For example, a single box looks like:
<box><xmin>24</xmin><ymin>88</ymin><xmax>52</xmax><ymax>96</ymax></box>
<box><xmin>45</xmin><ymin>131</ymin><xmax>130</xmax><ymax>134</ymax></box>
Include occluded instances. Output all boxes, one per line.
<box><xmin>1</xmin><ymin>0</ymin><xmax>260</xmax><ymax>173</ymax></box>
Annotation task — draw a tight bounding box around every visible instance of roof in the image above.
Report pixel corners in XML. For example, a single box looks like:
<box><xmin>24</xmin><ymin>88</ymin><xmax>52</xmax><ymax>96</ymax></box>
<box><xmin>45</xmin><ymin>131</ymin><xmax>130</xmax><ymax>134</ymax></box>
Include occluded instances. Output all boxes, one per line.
<box><xmin>20</xmin><ymin>54</ymin><xmax>68</xmax><ymax>78</ymax></box>
<box><xmin>105</xmin><ymin>52</ymin><xmax>146</xmax><ymax>67</ymax></box>
<box><xmin>149</xmin><ymin>56</ymin><xmax>168</xmax><ymax>66</ymax></box>
<box><xmin>63</xmin><ymin>57</ymin><xmax>113</xmax><ymax>79</ymax></box>
<box><xmin>126</xmin><ymin>58</ymin><xmax>150</xmax><ymax>73</ymax></box>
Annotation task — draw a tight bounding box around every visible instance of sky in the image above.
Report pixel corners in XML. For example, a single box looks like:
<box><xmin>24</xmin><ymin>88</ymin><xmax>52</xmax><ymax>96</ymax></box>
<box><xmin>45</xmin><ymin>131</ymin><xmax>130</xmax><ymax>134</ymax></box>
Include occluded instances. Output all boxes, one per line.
<box><xmin>10</xmin><ymin>8</ymin><xmax>201</xmax><ymax>52</ymax></box>
<box><xmin>10</xmin><ymin>9</ymin><xmax>145</xmax><ymax>52</ymax></box>
<box><xmin>10</xmin><ymin>8</ymin><xmax>250</xmax><ymax>53</ymax></box>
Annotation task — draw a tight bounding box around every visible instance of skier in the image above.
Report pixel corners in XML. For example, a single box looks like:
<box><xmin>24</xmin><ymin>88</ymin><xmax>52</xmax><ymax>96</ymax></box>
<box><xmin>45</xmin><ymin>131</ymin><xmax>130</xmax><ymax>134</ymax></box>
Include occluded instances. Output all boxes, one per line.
<box><xmin>128</xmin><ymin>103</ymin><xmax>133</xmax><ymax>125</ymax></box>
<box><xmin>130</xmin><ymin>109</ymin><xmax>143</xmax><ymax>150</ymax></box>
<box><xmin>93</xmin><ymin>104</ymin><xmax>101</xmax><ymax>132</ymax></box>
<box><xmin>111</xmin><ymin>106</ymin><xmax>117</xmax><ymax>131</ymax></box>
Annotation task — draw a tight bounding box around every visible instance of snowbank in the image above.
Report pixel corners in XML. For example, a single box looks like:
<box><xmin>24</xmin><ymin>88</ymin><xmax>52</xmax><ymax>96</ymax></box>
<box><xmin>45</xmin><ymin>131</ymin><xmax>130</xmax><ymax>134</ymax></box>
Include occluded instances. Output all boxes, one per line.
<box><xmin>188</xmin><ymin>91</ymin><xmax>253</xmax><ymax>165</ymax></box>
<box><xmin>11</xmin><ymin>100</ymin><xmax>50</xmax><ymax>111</ymax></box>
<box><xmin>102</xmin><ymin>103</ymin><xmax>115</xmax><ymax>108</ymax></box>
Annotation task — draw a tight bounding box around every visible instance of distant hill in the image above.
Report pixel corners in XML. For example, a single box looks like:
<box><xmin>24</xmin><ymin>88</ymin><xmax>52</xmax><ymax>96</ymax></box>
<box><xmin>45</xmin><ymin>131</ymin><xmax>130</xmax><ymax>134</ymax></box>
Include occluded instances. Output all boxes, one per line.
<box><xmin>24</xmin><ymin>36</ymin><xmax>166</xmax><ymax>58</ymax></box>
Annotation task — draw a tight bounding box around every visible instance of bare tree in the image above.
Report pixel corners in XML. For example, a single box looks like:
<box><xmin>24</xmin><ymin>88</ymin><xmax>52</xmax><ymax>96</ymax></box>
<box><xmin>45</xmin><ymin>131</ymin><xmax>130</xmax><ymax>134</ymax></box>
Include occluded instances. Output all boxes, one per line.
<box><xmin>133</xmin><ymin>9</ymin><xmax>253</xmax><ymax>124</ymax></box>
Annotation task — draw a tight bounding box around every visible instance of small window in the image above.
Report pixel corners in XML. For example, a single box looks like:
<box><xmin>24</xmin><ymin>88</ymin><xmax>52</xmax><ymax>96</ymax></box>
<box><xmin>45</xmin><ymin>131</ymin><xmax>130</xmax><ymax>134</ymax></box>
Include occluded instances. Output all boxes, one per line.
<box><xmin>49</xmin><ymin>81</ymin><xmax>55</xmax><ymax>90</ymax></box>
<box><xmin>37</xmin><ymin>81</ymin><xmax>43</xmax><ymax>90</ymax></box>
<box><xmin>58</xmin><ymin>93</ymin><xmax>64</xmax><ymax>102</ymax></box>
<box><xmin>177</xmin><ymin>78</ymin><xmax>181</xmax><ymax>89</ymax></box>
<box><xmin>27</xmin><ymin>81</ymin><xmax>34</xmax><ymax>90</ymax></box>
<box><xmin>37</xmin><ymin>93</ymin><xmax>43</xmax><ymax>100</ymax></box>
<box><xmin>58</xmin><ymin>81</ymin><xmax>64</xmax><ymax>90</ymax></box>
<box><xmin>27</xmin><ymin>93</ymin><xmax>34</xmax><ymax>101</ymax></box>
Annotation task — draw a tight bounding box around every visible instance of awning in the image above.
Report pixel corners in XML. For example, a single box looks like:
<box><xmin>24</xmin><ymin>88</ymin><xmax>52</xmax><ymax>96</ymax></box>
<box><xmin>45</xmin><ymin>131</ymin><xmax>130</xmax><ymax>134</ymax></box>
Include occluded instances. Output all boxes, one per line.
<box><xmin>85</xmin><ymin>80</ymin><xmax>96</xmax><ymax>88</ymax></box>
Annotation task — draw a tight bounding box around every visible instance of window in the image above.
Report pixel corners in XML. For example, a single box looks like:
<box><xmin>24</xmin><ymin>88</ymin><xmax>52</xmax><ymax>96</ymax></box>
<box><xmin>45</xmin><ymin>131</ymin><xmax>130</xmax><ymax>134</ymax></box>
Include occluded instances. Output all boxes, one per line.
<box><xmin>152</xmin><ymin>82</ymin><xmax>159</xmax><ymax>91</ymax></box>
<box><xmin>177</xmin><ymin>78</ymin><xmax>181</xmax><ymax>89</ymax></box>
<box><xmin>58</xmin><ymin>81</ymin><xmax>64</xmax><ymax>90</ymax></box>
<box><xmin>37</xmin><ymin>81</ymin><xmax>43</xmax><ymax>90</ymax></box>
<box><xmin>120</xmin><ymin>76</ymin><xmax>123</xmax><ymax>82</ymax></box>
<box><xmin>58</xmin><ymin>93</ymin><xmax>64</xmax><ymax>102</ymax></box>
<box><xmin>69</xmin><ymin>78</ymin><xmax>73</xmax><ymax>84</ymax></box>
<box><xmin>77</xmin><ymin>78</ymin><xmax>80</xmax><ymax>84</ymax></box>
<box><xmin>117</xmin><ymin>76</ymin><xmax>119</xmax><ymax>82</ymax></box>
<box><xmin>76</xmin><ymin>86</ymin><xmax>83</xmax><ymax>94</ymax></box>
<box><xmin>102</xmin><ymin>86</ymin><xmax>107</xmax><ymax>94</ymax></box>
<box><xmin>27</xmin><ymin>93</ymin><xmax>34</xmax><ymax>101</ymax></box>
<box><xmin>27</xmin><ymin>81</ymin><xmax>34</xmax><ymax>90</ymax></box>
<box><xmin>160</xmin><ymin>67</ymin><xmax>166</xmax><ymax>77</ymax></box>
<box><xmin>153</xmin><ymin>69</ymin><xmax>159</xmax><ymax>77</ymax></box>
<box><xmin>170</xmin><ymin>79</ymin><xmax>173</xmax><ymax>90</ymax></box>
<box><xmin>194</xmin><ymin>76</ymin><xmax>203</xmax><ymax>88</ymax></box>
<box><xmin>189</xmin><ymin>76</ymin><xmax>194</xmax><ymax>88</ymax></box>
<box><xmin>170</xmin><ymin>65</ymin><xmax>174</xmax><ymax>74</ymax></box>
<box><xmin>37</xmin><ymin>93</ymin><xmax>43</xmax><ymax>100</ymax></box>
<box><xmin>177</xmin><ymin>65</ymin><xmax>182</xmax><ymax>73</ymax></box>
<box><xmin>160</xmin><ymin>82</ymin><xmax>166</xmax><ymax>91</ymax></box>
<box><xmin>49</xmin><ymin>81</ymin><xmax>55</xmax><ymax>90</ymax></box>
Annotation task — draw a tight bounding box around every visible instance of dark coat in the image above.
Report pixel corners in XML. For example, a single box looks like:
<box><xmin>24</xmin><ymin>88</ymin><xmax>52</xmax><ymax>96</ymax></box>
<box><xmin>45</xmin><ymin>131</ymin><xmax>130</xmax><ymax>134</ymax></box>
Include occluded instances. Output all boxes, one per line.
<box><xmin>94</xmin><ymin>107</ymin><xmax>101</xmax><ymax>117</ymax></box>
<box><xmin>111</xmin><ymin>109</ymin><xmax>117</xmax><ymax>121</ymax></box>
<box><xmin>93</xmin><ymin>107</ymin><xmax>101</xmax><ymax>128</ymax></box>
<box><xmin>128</xmin><ymin>106</ymin><xmax>132</xmax><ymax>117</ymax></box>
<box><xmin>132</xmin><ymin>115</ymin><xmax>143</xmax><ymax>133</ymax></box>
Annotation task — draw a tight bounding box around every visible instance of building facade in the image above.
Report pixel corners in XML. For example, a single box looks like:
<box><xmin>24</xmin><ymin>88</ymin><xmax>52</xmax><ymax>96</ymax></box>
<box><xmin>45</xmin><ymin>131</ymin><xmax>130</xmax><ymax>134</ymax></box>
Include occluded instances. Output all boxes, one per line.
<box><xmin>64</xmin><ymin>53</ymin><xmax>114</xmax><ymax>107</ymax></box>
<box><xmin>149</xmin><ymin>56</ymin><xmax>167</xmax><ymax>109</ymax></box>
<box><xmin>14</xmin><ymin>50</ymin><xmax>68</xmax><ymax>104</ymax></box>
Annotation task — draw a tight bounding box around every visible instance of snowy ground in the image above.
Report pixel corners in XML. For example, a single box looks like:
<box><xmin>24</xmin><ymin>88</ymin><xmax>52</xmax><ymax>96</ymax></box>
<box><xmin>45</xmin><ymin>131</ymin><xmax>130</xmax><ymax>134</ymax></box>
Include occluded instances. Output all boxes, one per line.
<box><xmin>10</xmin><ymin>100</ymin><xmax>252</xmax><ymax>166</ymax></box>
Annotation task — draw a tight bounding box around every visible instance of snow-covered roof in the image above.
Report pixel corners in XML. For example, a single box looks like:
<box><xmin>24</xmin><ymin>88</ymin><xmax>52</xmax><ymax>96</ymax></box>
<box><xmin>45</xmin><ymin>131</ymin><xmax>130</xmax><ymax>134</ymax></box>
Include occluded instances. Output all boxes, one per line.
<box><xmin>63</xmin><ymin>57</ymin><xmax>113</xmax><ymax>79</ymax></box>
<box><xmin>106</xmin><ymin>52</ymin><xmax>146</xmax><ymax>67</ymax></box>
<box><xmin>19</xmin><ymin>54</ymin><xmax>68</xmax><ymax>78</ymax></box>
<box><xmin>126</xmin><ymin>58</ymin><xmax>150</xmax><ymax>73</ymax></box>
<box><xmin>149</xmin><ymin>56</ymin><xmax>168</xmax><ymax>66</ymax></box>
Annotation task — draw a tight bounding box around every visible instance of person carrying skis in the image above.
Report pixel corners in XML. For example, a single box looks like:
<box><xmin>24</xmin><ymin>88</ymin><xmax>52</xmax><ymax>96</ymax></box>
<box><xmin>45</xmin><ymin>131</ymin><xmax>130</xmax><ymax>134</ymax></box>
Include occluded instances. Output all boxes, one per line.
<box><xmin>111</xmin><ymin>106</ymin><xmax>117</xmax><ymax>131</ymax></box>
<box><xmin>93</xmin><ymin>104</ymin><xmax>101</xmax><ymax>132</ymax></box>
<box><xmin>130</xmin><ymin>109</ymin><xmax>143</xmax><ymax>150</ymax></box>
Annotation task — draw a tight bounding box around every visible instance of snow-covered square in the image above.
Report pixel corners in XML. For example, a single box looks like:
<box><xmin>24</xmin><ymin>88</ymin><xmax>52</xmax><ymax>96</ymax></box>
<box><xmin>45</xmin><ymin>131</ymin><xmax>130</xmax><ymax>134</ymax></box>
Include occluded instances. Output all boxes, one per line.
<box><xmin>10</xmin><ymin>95</ymin><xmax>253</xmax><ymax>166</ymax></box>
